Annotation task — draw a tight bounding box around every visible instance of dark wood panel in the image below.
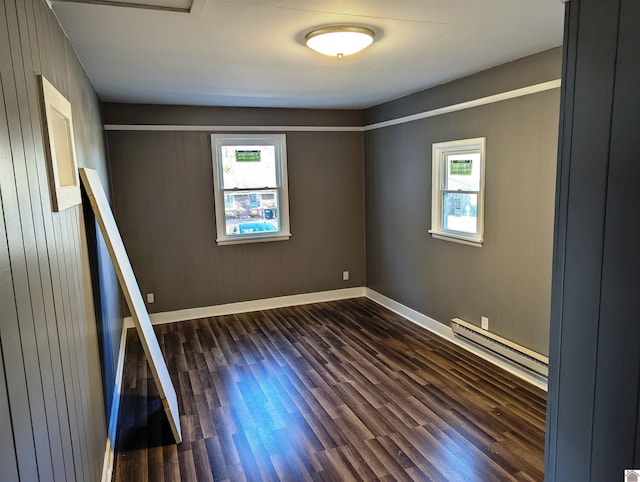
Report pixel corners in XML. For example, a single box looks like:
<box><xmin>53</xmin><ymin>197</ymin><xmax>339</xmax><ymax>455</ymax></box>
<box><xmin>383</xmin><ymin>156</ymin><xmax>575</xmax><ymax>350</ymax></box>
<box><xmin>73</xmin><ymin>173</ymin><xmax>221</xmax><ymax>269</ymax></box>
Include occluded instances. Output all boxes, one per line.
<box><xmin>590</xmin><ymin>0</ymin><xmax>640</xmax><ymax>477</ymax></box>
<box><xmin>545</xmin><ymin>0</ymin><xmax>620</xmax><ymax>480</ymax></box>
<box><xmin>113</xmin><ymin>298</ymin><xmax>546</xmax><ymax>481</ymax></box>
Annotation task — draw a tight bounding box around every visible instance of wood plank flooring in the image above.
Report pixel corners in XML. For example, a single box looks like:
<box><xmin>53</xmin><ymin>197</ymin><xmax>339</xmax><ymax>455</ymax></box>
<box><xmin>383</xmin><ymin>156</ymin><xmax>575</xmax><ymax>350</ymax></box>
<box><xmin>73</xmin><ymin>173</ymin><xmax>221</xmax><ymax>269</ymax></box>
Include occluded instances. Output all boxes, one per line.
<box><xmin>112</xmin><ymin>298</ymin><xmax>546</xmax><ymax>481</ymax></box>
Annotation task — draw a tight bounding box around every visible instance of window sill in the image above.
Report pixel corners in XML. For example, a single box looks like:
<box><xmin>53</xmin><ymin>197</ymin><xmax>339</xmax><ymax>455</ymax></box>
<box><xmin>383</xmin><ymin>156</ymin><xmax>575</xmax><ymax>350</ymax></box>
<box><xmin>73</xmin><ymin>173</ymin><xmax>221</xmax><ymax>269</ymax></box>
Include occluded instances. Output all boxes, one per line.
<box><xmin>428</xmin><ymin>230</ymin><xmax>483</xmax><ymax>248</ymax></box>
<box><xmin>216</xmin><ymin>233</ymin><xmax>292</xmax><ymax>246</ymax></box>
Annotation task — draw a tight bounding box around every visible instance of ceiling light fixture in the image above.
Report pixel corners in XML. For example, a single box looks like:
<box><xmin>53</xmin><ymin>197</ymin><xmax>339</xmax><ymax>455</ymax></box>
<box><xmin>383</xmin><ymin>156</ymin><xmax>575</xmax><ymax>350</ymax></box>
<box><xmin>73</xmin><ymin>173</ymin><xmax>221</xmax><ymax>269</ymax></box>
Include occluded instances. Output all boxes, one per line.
<box><xmin>305</xmin><ymin>26</ymin><xmax>375</xmax><ymax>59</ymax></box>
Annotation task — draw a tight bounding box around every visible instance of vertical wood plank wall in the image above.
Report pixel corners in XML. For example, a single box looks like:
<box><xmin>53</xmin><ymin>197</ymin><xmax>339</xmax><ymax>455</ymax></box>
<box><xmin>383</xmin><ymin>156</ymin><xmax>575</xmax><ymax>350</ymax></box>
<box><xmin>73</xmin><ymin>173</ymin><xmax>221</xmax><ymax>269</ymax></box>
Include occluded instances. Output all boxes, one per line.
<box><xmin>103</xmin><ymin>105</ymin><xmax>366</xmax><ymax>315</ymax></box>
<box><xmin>546</xmin><ymin>0</ymin><xmax>640</xmax><ymax>479</ymax></box>
<box><xmin>0</xmin><ymin>0</ymin><xmax>120</xmax><ymax>480</ymax></box>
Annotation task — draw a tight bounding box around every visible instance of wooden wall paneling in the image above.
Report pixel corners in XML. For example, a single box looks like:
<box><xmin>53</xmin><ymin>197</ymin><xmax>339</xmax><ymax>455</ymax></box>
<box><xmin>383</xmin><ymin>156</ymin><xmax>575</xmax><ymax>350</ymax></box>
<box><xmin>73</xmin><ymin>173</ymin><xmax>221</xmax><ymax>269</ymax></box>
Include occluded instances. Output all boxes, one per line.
<box><xmin>61</xmin><ymin>209</ymin><xmax>92</xmax><ymax>481</ymax></box>
<box><xmin>160</xmin><ymin>132</ymin><xmax>189</xmax><ymax>310</ymax></box>
<box><xmin>545</xmin><ymin>0</ymin><xmax>620</xmax><ymax>480</ymax></box>
<box><xmin>183</xmin><ymin>132</ymin><xmax>216</xmax><ymax>308</ymax></box>
<box><xmin>36</xmin><ymin>10</ymin><xmax>89</xmax><ymax>480</ymax></box>
<box><xmin>108</xmin><ymin>127</ymin><xmax>366</xmax><ymax>313</ymax></box>
<box><xmin>62</xmin><ymin>10</ymin><xmax>109</xmax><ymax>478</ymax></box>
<box><xmin>69</xmin><ymin>205</ymin><xmax>103</xmax><ymax>482</ymax></box>
<box><xmin>14</xmin><ymin>1</ymin><xmax>77</xmax><ymax>480</ymax></box>
<box><xmin>0</xmin><ymin>342</ymin><xmax>20</xmax><ymax>482</ymax></box>
<box><xmin>532</xmin><ymin>92</ymin><xmax>558</xmax><ymax>352</ymax></box>
<box><xmin>590</xmin><ymin>0</ymin><xmax>640</xmax><ymax>476</ymax></box>
<box><xmin>179</xmin><ymin>132</ymin><xmax>209</xmax><ymax>308</ymax></box>
<box><xmin>1</xmin><ymin>0</ymin><xmax>113</xmax><ymax>480</ymax></box>
<box><xmin>24</xmin><ymin>1</ymin><xmax>78</xmax><ymax>479</ymax></box>
<box><xmin>61</xmin><ymin>54</ymin><xmax>93</xmax><ymax>477</ymax></box>
<box><xmin>135</xmin><ymin>132</ymin><xmax>164</xmax><ymax>309</ymax></box>
<box><xmin>0</xmin><ymin>170</ymin><xmax>22</xmax><ymax>482</ymax></box>
<box><xmin>107</xmin><ymin>131</ymin><xmax>150</xmax><ymax>316</ymax></box>
<box><xmin>0</xmin><ymin>2</ymin><xmax>55</xmax><ymax>479</ymax></box>
<box><xmin>544</xmin><ymin>4</ymin><xmax>575</xmax><ymax>480</ymax></box>
<box><xmin>37</xmin><ymin>5</ymin><xmax>93</xmax><ymax>481</ymax></box>
<box><xmin>52</xmin><ymin>209</ymin><xmax>88</xmax><ymax>482</ymax></box>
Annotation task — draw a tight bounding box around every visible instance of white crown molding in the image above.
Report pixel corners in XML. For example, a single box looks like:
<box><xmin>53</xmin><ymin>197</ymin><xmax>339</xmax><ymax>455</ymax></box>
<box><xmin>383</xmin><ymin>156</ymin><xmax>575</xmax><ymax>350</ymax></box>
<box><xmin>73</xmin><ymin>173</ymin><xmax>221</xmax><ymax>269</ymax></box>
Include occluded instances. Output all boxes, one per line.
<box><xmin>104</xmin><ymin>124</ymin><xmax>364</xmax><ymax>132</ymax></box>
<box><xmin>363</xmin><ymin>79</ymin><xmax>561</xmax><ymax>131</ymax></box>
<box><xmin>104</xmin><ymin>79</ymin><xmax>561</xmax><ymax>134</ymax></box>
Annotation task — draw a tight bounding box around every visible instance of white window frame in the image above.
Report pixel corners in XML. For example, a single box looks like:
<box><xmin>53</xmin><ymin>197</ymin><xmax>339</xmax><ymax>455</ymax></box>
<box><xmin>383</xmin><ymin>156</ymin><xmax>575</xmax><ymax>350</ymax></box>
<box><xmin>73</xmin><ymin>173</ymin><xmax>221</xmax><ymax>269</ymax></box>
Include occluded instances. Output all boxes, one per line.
<box><xmin>211</xmin><ymin>133</ymin><xmax>291</xmax><ymax>245</ymax></box>
<box><xmin>429</xmin><ymin>137</ymin><xmax>486</xmax><ymax>247</ymax></box>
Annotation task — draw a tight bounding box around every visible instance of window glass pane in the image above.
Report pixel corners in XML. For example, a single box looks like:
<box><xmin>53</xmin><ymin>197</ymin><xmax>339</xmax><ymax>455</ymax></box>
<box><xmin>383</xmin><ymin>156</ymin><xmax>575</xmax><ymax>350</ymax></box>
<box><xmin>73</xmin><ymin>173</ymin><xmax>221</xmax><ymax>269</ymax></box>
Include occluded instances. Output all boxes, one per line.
<box><xmin>223</xmin><ymin>189</ymin><xmax>280</xmax><ymax>235</ymax></box>
<box><xmin>445</xmin><ymin>152</ymin><xmax>480</xmax><ymax>191</ymax></box>
<box><xmin>220</xmin><ymin>145</ymin><xmax>277</xmax><ymax>189</ymax></box>
<box><xmin>442</xmin><ymin>192</ymin><xmax>478</xmax><ymax>234</ymax></box>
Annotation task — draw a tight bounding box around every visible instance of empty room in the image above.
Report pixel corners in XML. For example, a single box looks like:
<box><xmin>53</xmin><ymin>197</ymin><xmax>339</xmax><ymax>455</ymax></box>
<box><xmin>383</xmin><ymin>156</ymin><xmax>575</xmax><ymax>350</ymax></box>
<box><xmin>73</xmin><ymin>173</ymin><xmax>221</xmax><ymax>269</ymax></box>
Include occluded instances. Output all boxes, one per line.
<box><xmin>1</xmin><ymin>0</ymin><xmax>639</xmax><ymax>481</ymax></box>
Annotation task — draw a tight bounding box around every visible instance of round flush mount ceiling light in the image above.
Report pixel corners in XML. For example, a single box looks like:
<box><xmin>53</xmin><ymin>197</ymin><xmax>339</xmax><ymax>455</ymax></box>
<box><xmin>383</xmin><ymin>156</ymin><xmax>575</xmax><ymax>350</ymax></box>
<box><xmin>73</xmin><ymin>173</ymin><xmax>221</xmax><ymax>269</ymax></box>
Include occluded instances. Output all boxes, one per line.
<box><xmin>305</xmin><ymin>26</ymin><xmax>375</xmax><ymax>58</ymax></box>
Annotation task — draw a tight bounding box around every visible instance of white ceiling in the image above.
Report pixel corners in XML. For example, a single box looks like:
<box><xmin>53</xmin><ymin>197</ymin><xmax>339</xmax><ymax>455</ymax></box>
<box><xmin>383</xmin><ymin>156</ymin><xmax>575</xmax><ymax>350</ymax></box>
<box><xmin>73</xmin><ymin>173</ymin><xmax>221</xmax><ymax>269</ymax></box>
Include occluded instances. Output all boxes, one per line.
<box><xmin>51</xmin><ymin>0</ymin><xmax>565</xmax><ymax>109</ymax></box>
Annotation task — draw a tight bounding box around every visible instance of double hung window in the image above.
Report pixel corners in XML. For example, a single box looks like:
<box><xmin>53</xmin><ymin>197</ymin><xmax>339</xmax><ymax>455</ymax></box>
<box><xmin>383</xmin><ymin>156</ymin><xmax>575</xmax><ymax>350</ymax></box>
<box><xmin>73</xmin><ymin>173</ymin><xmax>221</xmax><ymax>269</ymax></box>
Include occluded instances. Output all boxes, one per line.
<box><xmin>430</xmin><ymin>137</ymin><xmax>486</xmax><ymax>247</ymax></box>
<box><xmin>211</xmin><ymin>134</ymin><xmax>291</xmax><ymax>245</ymax></box>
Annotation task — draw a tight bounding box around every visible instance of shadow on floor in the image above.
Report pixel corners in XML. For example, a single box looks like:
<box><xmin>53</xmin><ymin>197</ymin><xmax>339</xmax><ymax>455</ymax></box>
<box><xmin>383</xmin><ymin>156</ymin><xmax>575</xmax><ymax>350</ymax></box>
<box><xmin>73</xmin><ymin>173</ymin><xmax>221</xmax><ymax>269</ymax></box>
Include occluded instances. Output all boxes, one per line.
<box><xmin>115</xmin><ymin>394</ymin><xmax>176</xmax><ymax>451</ymax></box>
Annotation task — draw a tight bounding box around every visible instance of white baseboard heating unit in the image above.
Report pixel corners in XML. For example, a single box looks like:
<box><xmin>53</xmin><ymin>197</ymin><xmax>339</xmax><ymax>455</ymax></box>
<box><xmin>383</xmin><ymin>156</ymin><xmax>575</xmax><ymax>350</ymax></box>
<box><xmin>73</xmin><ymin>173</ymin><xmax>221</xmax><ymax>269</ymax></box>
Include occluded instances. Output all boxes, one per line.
<box><xmin>451</xmin><ymin>318</ymin><xmax>549</xmax><ymax>378</ymax></box>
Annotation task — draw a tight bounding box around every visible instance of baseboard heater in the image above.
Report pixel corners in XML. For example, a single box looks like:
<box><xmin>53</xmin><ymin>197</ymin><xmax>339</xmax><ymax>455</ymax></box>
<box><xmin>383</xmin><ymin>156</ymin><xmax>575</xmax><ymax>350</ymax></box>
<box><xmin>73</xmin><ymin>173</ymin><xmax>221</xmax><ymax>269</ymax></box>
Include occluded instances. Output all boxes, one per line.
<box><xmin>450</xmin><ymin>318</ymin><xmax>549</xmax><ymax>378</ymax></box>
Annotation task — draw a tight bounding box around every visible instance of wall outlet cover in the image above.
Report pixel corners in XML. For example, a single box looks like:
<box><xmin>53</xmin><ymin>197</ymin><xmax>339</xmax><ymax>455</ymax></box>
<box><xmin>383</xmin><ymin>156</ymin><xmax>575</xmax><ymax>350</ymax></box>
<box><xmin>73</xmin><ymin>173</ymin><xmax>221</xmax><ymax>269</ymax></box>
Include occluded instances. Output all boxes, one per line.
<box><xmin>481</xmin><ymin>316</ymin><xmax>489</xmax><ymax>330</ymax></box>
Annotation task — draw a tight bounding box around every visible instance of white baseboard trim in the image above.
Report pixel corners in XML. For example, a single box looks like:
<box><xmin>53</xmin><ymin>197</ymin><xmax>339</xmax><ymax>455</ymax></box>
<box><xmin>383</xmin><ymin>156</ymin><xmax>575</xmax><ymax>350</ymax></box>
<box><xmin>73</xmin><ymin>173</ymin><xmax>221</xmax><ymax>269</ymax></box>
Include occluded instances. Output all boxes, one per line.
<box><xmin>101</xmin><ymin>321</ymin><xmax>129</xmax><ymax>482</ymax></box>
<box><xmin>365</xmin><ymin>288</ymin><xmax>548</xmax><ymax>391</ymax></box>
<box><xmin>124</xmin><ymin>287</ymin><xmax>367</xmax><ymax>328</ymax></box>
<box><xmin>122</xmin><ymin>286</ymin><xmax>547</xmax><ymax>391</ymax></box>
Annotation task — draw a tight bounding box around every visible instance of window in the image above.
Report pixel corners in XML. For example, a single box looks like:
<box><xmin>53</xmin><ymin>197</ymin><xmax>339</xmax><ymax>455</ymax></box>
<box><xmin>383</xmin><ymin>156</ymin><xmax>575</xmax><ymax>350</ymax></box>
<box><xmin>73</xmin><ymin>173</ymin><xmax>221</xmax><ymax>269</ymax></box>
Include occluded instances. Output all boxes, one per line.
<box><xmin>211</xmin><ymin>134</ymin><xmax>291</xmax><ymax>245</ymax></box>
<box><xmin>430</xmin><ymin>137</ymin><xmax>486</xmax><ymax>247</ymax></box>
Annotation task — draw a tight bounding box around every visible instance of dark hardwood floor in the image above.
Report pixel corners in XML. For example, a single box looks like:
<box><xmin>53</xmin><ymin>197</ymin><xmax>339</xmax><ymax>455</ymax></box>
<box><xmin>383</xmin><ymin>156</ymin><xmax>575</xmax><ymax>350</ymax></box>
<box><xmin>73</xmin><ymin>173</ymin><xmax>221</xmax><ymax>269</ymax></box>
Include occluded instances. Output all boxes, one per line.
<box><xmin>112</xmin><ymin>298</ymin><xmax>546</xmax><ymax>481</ymax></box>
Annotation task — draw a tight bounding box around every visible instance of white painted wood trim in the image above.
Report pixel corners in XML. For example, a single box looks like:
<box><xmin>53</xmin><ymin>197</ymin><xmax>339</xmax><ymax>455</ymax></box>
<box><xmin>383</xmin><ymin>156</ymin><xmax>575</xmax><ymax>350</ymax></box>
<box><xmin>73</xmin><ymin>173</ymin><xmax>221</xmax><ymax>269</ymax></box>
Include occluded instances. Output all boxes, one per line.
<box><xmin>363</xmin><ymin>79</ymin><xmax>562</xmax><ymax>131</ymax></box>
<box><xmin>122</xmin><ymin>286</ymin><xmax>546</xmax><ymax>390</ymax></box>
<box><xmin>80</xmin><ymin>168</ymin><xmax>181</xmax><ymax>443</ymax></box>
<box><xmin>103</xmin><ymin>79</ymin><xmax>561</xmax><ymax>134</ymax></box>
<box><xmin>429</xmin><ymin>232</ymin><xmax>483</xmax><ymax>247</ymax></box>
<box><xmin>104</xmin><ymin>124</ymin><xmax>364</xmax><ymax>132</ymax></box>
<box><xmin>124</xmin><ymin>287</ymin><xmax>367</xmax><ymax>328</ymax></box>
<box><xmin>365</xmin><ymin>288</ymin><xmax>548</xmax><ymax>391</ymax></box>
<box><xmin>101</xmin><ymin>322</ymin><xmax>128</xmax><ymax>482</ymax></box>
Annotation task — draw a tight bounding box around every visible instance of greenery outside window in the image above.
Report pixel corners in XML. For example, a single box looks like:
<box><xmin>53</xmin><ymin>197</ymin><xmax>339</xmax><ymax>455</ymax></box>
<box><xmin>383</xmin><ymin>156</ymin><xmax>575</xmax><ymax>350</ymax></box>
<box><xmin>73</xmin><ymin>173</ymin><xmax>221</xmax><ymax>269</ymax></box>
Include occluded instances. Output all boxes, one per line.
<box><xmin>211</xmin><ymin>134</ymin><xmax>291</xmax><ymax>245</ymax></box>
<box><xmin>430</xmin><ymin>137</ymin><xmax>486</xmax><ymax>247</ymax></box>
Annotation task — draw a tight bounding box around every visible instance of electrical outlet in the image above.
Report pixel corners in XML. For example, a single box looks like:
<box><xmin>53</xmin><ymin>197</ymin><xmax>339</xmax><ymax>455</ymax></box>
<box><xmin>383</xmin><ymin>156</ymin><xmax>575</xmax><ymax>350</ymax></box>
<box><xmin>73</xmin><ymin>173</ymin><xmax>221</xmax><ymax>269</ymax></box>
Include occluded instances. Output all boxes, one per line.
<box><xmin>147</xmin><ymin>293</ymin><xmax>155</xmax><ymax>304</ymax></box>
<box><xmin>481</xmin><ymin>316</ymin><xmax>489</xmax><ymax>330</ymax></box>
<box><xmin>343</xmin><ymin>271</ymin><xmax>350</xmax><ymax>281</ymax></box>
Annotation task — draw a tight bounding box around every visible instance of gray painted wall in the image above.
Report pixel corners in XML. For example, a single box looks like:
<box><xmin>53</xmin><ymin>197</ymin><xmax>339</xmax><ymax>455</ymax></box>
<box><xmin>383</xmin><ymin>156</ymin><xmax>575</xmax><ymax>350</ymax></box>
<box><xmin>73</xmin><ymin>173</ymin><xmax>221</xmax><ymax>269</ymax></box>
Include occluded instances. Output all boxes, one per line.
<box><xmin>546</xmin><ymin>0</ymin><xmax>640</xmax><ymax>479</ymax></box>
<box><xmin>363</xmin><ymin>48</ymin><xmax>561</xmax><ymax>356</ymax></box>
<box><xmin>104</xmin><ymin>107</ymin><xmax>365</xmax><ymax>313</ymax></box>
<box><xmin>0</xmin><ymin>0</ymin><xmax>121</xmax><ymax>480</ymax></box>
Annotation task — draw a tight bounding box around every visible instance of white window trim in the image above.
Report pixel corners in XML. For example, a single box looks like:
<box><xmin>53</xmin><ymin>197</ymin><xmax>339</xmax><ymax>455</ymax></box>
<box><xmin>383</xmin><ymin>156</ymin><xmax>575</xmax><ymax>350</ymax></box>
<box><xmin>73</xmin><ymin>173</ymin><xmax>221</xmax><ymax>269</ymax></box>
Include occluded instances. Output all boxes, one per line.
<box><xmin>429</xmin><ymin>137</ymin><xmax>486</xmax><ymax>247</ymax></box>
<box><xmin>211</xmin><ymin>133</ymin><xmax>291</xmax><ymax>245</ymax></box>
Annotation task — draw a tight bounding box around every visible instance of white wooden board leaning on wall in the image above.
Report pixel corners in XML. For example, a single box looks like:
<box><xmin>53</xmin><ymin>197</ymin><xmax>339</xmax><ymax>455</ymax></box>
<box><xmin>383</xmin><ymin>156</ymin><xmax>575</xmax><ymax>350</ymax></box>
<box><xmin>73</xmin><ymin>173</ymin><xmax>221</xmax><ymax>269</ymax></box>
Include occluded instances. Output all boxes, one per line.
<box><xmin>79</xmin><ymin>168</ymin><xmax>182</xmax><ymax>444</ymax></box>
